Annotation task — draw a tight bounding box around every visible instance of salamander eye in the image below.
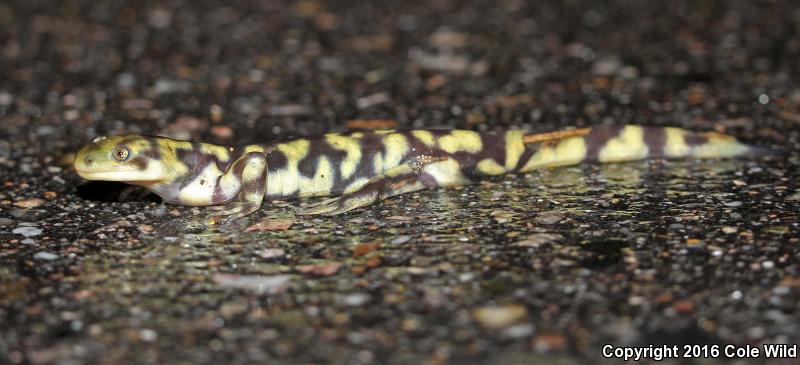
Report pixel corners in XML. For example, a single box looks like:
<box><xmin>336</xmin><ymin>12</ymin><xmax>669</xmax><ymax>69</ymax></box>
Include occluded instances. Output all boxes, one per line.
<box><xmin>113</xmin><ymin>146</ymin><xmax>130</xmax><ymax>161</ymax></box>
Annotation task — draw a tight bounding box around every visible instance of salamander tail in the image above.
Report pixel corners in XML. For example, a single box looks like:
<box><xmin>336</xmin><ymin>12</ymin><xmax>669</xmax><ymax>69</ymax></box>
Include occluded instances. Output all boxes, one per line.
<box><xmin>650</xmin><ymin>126</ymin><xmax>781</xmax><ymax>160</ymax></box>
<box><xmin>515</xmin><ymin>125</ymin><xmax>779</xmax><ymax>172</ymax></box>
<box><xmin>739</xmin><ymin>144</ymin><xmax>783</xmax><ymax>159</ymax></box>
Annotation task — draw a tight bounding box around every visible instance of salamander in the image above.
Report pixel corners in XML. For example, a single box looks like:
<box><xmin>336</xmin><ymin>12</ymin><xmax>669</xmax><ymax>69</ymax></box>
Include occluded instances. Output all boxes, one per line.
<box><xmin>73</xmin><ymin>125</ymin><xmax>775</xmax><ymax>222</ymax></box>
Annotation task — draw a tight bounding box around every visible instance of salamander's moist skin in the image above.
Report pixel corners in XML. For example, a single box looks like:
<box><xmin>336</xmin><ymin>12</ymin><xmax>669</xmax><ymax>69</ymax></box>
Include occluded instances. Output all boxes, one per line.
<box><xmin>73</xmin><ymin>125</ymin><xmax>777</xmax><ymax>222</ymax></box>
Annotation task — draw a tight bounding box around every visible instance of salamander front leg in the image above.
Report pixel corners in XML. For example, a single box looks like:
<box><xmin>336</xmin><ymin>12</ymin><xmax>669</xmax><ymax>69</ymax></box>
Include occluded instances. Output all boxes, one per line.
<box><xmin>205</xmin><ymin>152</ymin><xmax>268</xmax><ymax>223</ymax></box>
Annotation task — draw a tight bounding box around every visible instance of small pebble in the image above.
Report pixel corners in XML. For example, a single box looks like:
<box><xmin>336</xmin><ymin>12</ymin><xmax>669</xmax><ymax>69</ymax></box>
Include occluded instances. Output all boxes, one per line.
<box><xmin>342</xmin><ymin>293</ymin><xmax>371</xmax><ymax>306</ymax></box>
<box><xmin>13</xmin><ymin>226</ymin><xmax>42</xmax><ymax>237</ymax></box>
<box><xmin>673</xmin><ymin>300</ymin><xmax>694</xmax><ymax>313</ymax></box>
<box><xmin>139</xmin><ymin>329</ymin><xmax>158</xmax><ymax>342</ymax></box>
<box><xmin>13</xmin><ymin>198</ymin><xmax>44</xmax><ymax>208</ymax></box>
<box><xmin>352</xmin><ymin>242</ymin><xmax>379</xmax><ymax>257</ymax></box>
<box><xmin>773</xmin><ymin>286</ymin><xmax>790</xmax><ymax>296</ymax></box>
<box><xmin>245</xmin><ymin>218</ymin><xmax>295</xmax><ymax>232</ymax></box>
<box><xmin>473</xmin><ymin>304</ymin><xmax>528</xmax><ymax>329</ymax></box>
<box><xmin>211</xmin><ymin>126</ymin><xmax>233</xmax><ymax>139</ymax></box>
<box><xmin>212</xmin><ymin>274</ymin><xmax>292</xmax><ymax>294</ymax></box>
<box><xmin>503</xmin><ymin>324</ymin><xmax>534</xmax><ymax>338</ymax></box>
<box><xmin>34</xmin><ymin>251</ymin><xmax>58</xmax><ymax>261</ymax></box>
<box><xmin>535</xmin><ymin>212</ymin><xmax>564</xmax><ymax>225</ymax></box>
<box><xmin>258</xmin><ymin>248</ymin><xmax>286</xmax><ymax>259</ymax></box>
<box><xmin>532</xmin><ymin>333</ymin><xmax>567</xmax><ymax>352</ymax></box>
<box><xmin>391</xmin><ymin>235</ymin><xmax>411</xmax><ymax>244</ymax></box>
<box><xmin>297</xmin><ymin>262</ymin><xmax>342</xmax><ymax>276</ymax></box>
<box><xmin>138</xmin><ymin>224</ymin><xmax>154</xmax><ymax>233</ymax></box>
<box><xmin>516</xmin><ymin>233</ymin><xmax>562</xmax><ymax>247</ymax></box>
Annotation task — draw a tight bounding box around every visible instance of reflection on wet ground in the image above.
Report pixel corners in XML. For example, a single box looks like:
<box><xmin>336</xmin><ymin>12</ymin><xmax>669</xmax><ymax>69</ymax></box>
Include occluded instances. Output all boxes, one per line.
<box><xmin>6</xmin><ymin>158</ymin><xmax>795</xmax><ymax>363</ymax></box>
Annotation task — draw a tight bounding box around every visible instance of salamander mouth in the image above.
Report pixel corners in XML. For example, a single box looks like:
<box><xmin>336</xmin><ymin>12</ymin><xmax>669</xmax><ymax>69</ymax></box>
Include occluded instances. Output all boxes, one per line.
<box><xmin>75</xmin><ymin>167</ymin><xmax>158</xmax><ymax>181</ymax></box>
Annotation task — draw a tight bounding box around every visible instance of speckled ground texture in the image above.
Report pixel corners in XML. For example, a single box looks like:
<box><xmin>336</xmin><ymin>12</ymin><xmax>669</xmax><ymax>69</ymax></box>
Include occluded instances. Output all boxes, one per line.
<box><xmin>1</xmin><ymin>0</ymin><xmax>800</xmax><ymax>364</ymax></box>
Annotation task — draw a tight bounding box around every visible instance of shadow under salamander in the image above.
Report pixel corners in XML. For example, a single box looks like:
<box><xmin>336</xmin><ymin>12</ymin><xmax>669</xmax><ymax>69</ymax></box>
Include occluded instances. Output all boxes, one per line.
<box><xmin>76</xmin><ymin>181</ymin><xmax>162</xmax><ymax>203</ymax></box>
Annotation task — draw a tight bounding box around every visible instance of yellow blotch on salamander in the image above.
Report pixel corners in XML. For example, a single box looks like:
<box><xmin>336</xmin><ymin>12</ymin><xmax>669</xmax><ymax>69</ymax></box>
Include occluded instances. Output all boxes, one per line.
<box><xmin>372</xmin><ymin>151</ymin><xmax>384</xmax><ymax>175</ymax></box>
<box><xmin>521</xmin><ymin>136</ymin><xmax>588</xmax><ymax>171</ymax></box>
<box><xmin>476</xmin><ymin>159</ymin><xmax>506</xmax><ymax>175</ymax></box>
<box><xmin>420</xmin><ymin>158</ymin><xmax>470</xmax><ymax>186</ymax></box>
<box><xmin>411</xmin><ymin>130</ymin><xmax>436</xmax><ymax>147</ymax></box>
<box><xmin>687</xmin><ymin>130</ymin><xmax>749</xmax><ymax>158</ymax></box>
<box><xmin>177</xmin><ymin>163</ymin><xmax>224</xmax><ymax>206</ymax></box>
<box><xmin>381</xmin><ymin>133</ymin><xmax>409</xmax><ymax>171</ymax></box>
<box><xmin>275</xmin><ymin>139</ymin><xmax>309</xmax><ymax>160</ymax></box>
<box><xmin>598</xmin><ymin>125</ymin><xmax>648</xmax><ymax>162</ymax></box>
<box><xmin>663</xmin><ymin>127</ymin><xmax>690</xmax><ymax>157</ymax></box>
<box><xmin>200</xmin><ymin>143</ymin><xmax>231</xmax><ymax>162</ymax></box>
<box><xmin>503</xmin><ymin>130</ymin><xmax>525</xmax><ymax>170</ymax></box>
<box><xmin>437</xmin><ymin>130</ymin><xmax>483</xmax><ymax>154</ymax></box>
<box><xmin>298</xmin><ymin>155</ymin><xmax>335</xmax><ymax>197</ymax></box>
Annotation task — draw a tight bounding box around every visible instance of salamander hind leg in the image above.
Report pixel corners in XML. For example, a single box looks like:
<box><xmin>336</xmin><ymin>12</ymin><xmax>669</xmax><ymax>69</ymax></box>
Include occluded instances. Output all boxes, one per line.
<box><xmin>300</xmin><ymin>155</ymin><xmax>469</xmax><ymax>215</ymax></box>
<box><xmin>205</xmin><ymin>152</ymin><xmax>268</xmax><ymax>224</ymax></box>
<box><xmin>300</xmin><ymin>163</ymin><xmax>426</xmax><ymax>215</ymax></box>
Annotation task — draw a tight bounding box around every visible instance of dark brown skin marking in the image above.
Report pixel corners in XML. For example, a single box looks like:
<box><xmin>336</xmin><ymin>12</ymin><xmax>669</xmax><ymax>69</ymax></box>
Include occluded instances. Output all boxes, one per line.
<box><xmin>232</xmin><ymin>157</ymin><xmax>248</xmax><ymax>179</ymax></box>
<box><xmin>266</xmin><ymin>149</ymin><xmax>288</xmax><ymax>172</ymax></box>
<box><xmin>297</xmin><ymin>138</ymin><xmax>349</xmax><ymax>191</ymax></box>
<box><xmin>174</xmin><ymin>144</ymin><xmax>228</xmax><ymax>186</ymax></box>
<box><xmin>226</xmin><ymin>146</ymin><xmax>244</xmax><ymax>167</ymax></box>
<box><xmin>243</xmin><ymin>163</ymin><xmax>267</xmax><ymax>195</ymax></box>
<box><xmin>355</xmin><ymin>132</ymin><xmax>385</xmax><ymax>179</ymax></box>
<box><xmin>452</xmin><ymin>151</ymin><xmax>482</xmax><ymax>179</ymax></box>
<box><xmin>140</xmin><ymin>137</ymin><xmax>162</xmax><ymax>160</ymax></box>
<box><xmin>418</xmin><ymin>172</ymin><xmax>440</xmax><ymax>188</ymax></box>
<box><xmin>459</xmin><ymin>136</ymin><xmax>502</xmax><ymax>176</ymax></box>
<box><xmin>514</xmin><ymin>144</ymin><xmax>538</xmax><ymax>171</ymax></box>
<box><xmin>129</xmin><ymin>156</ymin><xmax>149</xmax><ymax>170</ymax></box>
<box><xmin>405</xmin><ymin>132</ymin><xmax>433</xmax><ymax>160</ymax></box>
<box><xmin>174</xmin><ymin>148</ymin><xmax>197</xmax><ymax>171</ymax></box>
<box><xmin>584</xmin><ymin>125</ymin><xmax>625</xmax><ymax>161</ymax></box>
<box><xmin>263</xmin><ymin>148</ymin><xmax>297</xmax><ymax>199</ymax></box>
<box><xmin>297</xmin><ymin>148</ymin><xmax>321</xmax><ymax>178</ymax></box>
<box><xmin>141</xmin><ymin>148</ymin><xmax>161</xmax><ymax>160</ymax></box>
<box><xmin>212</xmin><ymin>180</ymin><xmax>227</xmax><ymax>204</ymax></box>
<box><xmin>642</xmin><ymin>126</ymin><xmax>666</xmax><ymax>157</ymax></box>
<box><xmin>479</xmin><ymin>132</ymin><xmax>506</xmax><ymax>165</ymax></box>
<box><xmin>684</xmin><ymin>132</ymin><xmax>709</xmax><ymax>146</ymax></box>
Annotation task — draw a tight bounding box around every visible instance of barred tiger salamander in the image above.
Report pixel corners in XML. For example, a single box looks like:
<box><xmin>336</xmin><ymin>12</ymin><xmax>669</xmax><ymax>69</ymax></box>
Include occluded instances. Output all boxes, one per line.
<box><xmin>73</xmin><ymin>125</ymin><xmax>774</xmax><ymax>222</ymax></box>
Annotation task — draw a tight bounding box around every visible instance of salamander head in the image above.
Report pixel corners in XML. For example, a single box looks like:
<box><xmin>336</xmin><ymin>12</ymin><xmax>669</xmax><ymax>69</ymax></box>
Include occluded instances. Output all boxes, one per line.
<box><xmin>74</xmin><ymin>135</ymin><xmax>173</xmax><ymax>184</ymax></box>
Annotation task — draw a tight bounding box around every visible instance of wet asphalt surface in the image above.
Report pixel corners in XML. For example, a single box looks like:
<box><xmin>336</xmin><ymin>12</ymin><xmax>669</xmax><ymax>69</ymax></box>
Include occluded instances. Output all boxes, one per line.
<box><xmin>1</xmin><ymin>0</ymin><xmax>800</xmax><ymax>364</ymax></box>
